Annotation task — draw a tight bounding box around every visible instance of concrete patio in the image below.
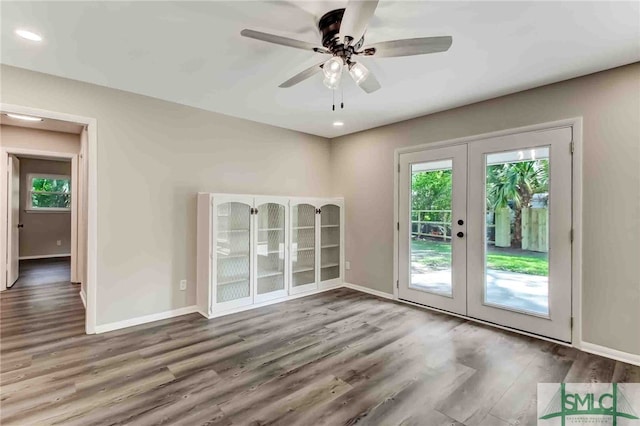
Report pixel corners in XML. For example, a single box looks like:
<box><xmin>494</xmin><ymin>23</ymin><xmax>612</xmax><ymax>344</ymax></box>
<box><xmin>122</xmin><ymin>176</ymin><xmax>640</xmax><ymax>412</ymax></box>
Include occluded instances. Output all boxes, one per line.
<box><xmin>410</xmin><ymin>267</ymin><xmax>549</xmax><ymax>316</ymax></box>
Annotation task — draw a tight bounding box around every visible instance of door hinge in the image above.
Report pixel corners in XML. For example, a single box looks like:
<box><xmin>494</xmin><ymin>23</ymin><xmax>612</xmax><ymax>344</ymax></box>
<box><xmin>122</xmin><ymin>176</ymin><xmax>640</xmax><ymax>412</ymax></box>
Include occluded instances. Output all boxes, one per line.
<box><xmin>570</xmin><ymin>229</ymin><xmax>574</xmax><ymax>243</ymax></box>
<box><xmin>397</xmin><ymin>163</ymin><xmax>400</xmax><ymax>173</ymax></box>
<box><xmin>570</xmin><ymin>142</ymin><xmax>574</xmax><ymax>154</ymax></box>
<box><xmin>570</xmin><ymin>317</ymin><xmax>573</xmax><ymax>329</ymax></box>
<box><xmin>397</xmin><ymin>222</ymin><xmax>400</xmax><ymax>231</ymax></box>
<box><xmin>396</xmin><ymin>280</ymin><xmax>399</xmax><ymax>289</ymax></box>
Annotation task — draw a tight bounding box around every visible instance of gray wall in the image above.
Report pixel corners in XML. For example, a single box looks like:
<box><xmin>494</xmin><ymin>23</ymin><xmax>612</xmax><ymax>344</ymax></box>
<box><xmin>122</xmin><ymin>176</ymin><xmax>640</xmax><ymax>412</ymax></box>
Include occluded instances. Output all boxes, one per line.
<box><xmin>3</xmin><ymin>62</ymin><xmax>638</xmax><ymax>356</ymax></box>
<box><xmin>330</xmin><ymin>63</ymin><xmax>640</xmax><ymax>355</ymax></box>
<box><xmin>18</xmin><ymin>158</ymin><xmax>72</xmax><ymax>258</ymax></box>
<box><xmin>1</xmin><ymin>64</ymin><xmax>332</xmax><ymax>325</ymax></box>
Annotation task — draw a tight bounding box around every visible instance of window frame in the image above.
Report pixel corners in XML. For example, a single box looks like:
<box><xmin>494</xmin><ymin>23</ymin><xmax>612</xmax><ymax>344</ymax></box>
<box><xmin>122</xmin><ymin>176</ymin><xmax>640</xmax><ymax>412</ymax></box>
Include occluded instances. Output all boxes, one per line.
<box><xmin>26</xmin><ymin>173</ymin><xmax>72</xmax><ymax>213</ymax></box>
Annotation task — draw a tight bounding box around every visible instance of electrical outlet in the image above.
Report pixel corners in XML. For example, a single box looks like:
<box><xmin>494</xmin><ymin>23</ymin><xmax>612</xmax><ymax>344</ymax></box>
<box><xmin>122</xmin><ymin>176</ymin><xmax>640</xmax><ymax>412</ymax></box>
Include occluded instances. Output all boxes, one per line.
<box><xmin>179</xmin><ymin>280</ymin><xmax>187</xmax><ymax>291</ymax></box>
<box><xmin>56</xmin><ymin>240</ymin><xmax>62</xmax><ymax>246</ymax></box>
<box><xmin>345</xmin><ymin>261</ymin><xmax>351</xmax><ymax>270</ymax></box>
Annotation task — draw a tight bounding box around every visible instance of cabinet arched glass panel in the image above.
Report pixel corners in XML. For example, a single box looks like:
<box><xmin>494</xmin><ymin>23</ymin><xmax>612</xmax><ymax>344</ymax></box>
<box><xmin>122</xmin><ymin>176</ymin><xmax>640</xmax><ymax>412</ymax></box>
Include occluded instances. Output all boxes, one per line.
<box><xmin>291</xmin><ymin>204</ymin><xmax>316</xmax><ymax>288</ymax></box>
<box><xmin>256</xmin><ymin>203</ymin><xmax>286</xmax><ymax>296</ymax></box>
<box><xmin>321</xmin><ymin>204</ymin><xmax>341</xmax><ymax>282</ymax></box>
<box><xmin>216</xmin><ymin>202</ymin><xmax>251</xmax><ymax>303</ymax></box>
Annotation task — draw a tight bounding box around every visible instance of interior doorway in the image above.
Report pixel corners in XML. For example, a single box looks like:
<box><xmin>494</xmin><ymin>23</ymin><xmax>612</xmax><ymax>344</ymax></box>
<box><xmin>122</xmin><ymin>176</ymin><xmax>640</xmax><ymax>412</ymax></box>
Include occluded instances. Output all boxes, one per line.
<box><xmin>6</xmin><ymin>154</ymin><xmax>74</xmax><ymax>289</ymax></box>
<box><xmin>398</xmin><ymin>126</ymin><xmax>575</xmax><ymax>342</ymax></box>
<box><xmin>0</xmin><ymin>104</ymin><xmax>97</xmax><ymax>334</ymax></box>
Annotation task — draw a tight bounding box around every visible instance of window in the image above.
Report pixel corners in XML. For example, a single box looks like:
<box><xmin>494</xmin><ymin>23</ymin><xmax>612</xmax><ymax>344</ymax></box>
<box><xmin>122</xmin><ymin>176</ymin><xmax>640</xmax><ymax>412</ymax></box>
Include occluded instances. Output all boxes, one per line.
<box><xmin>27</xmin><ymin>174</ymin><xmax>71</xmax><ymax>212</ymax></box>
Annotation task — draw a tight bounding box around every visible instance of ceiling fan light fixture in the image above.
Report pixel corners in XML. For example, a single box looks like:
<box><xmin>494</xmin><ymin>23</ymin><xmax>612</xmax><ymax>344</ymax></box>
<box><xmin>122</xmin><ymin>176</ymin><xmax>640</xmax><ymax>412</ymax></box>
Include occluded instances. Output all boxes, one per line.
<box><xmin>323</xmin><ymin>73</ymin><xmax>341</xmax><ymax>90</ymax></box>
<box><xmin>322</xmin><ymin>57</ymin><xmax>343</xmax><ymax>79</ymax></box>
<box><xmin>349</xmin><ymin>62</ymin><xmax>370</xmax><ymax>85</ymax></box>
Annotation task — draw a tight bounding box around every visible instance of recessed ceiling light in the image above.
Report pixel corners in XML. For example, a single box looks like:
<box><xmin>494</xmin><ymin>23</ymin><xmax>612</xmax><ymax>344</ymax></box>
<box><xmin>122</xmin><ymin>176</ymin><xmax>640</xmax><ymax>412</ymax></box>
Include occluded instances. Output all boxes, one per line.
<box><xmin>333</xmin><ymin>121</ymin><xmax>344</xmax><ymax>127</ymax></box>
<box><xmin>15</xmin><ymin>29</ymin><xmax>42</xmax><ymax>42</ymax></box>
<box><xmin>5</xmin><ymin>113</ymin><xmax>43</xmax><ymax>122</ymax></box>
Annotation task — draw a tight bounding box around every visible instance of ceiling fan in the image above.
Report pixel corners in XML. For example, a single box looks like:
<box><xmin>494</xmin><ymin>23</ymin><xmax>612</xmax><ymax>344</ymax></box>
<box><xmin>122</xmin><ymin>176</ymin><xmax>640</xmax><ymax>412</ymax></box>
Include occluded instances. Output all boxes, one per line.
<box><xmin>240</xmin><ymin>0</ymin><xmax>452</xmax><ymax>94</ymax></box>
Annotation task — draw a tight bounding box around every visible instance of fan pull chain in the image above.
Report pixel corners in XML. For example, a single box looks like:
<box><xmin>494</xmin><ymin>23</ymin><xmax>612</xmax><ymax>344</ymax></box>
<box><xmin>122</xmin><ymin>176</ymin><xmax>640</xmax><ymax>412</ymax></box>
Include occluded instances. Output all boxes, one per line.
<box><xmin>332</xmin><ymin>89</ymin><xmax>335</xmax><ymax>111</ymax></box>
<box><xmin>341</xmin><ymin>84</ymin><xmax>344</xmax><ymax>109</ymax></box>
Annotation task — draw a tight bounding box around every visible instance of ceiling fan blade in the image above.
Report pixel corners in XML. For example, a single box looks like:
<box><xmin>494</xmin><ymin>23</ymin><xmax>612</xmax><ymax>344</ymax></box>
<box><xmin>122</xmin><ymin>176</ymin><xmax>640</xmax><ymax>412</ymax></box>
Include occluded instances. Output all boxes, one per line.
<box><xmin>363</xmin><ymin>36</ymin><xmax>452</xmax><ymax>58</ymax></box>
<box><xmin>241</xmin><ymin>29</ymin><xmax>326</xmax><ymax>53</ymax></box>
<box><xmin>279</xmin><ymin>62</ymin><xmax>325</xmax><ymax>88</ymax></box>
<box><xmin>339</xmin><ymin>0</ymin><xmax>379</xmax><ymax>45</ymax></box>
<box><xmin>356</xmin><ymin>69</ymin><xmax>381</xmax><ymax>94</ymax></box>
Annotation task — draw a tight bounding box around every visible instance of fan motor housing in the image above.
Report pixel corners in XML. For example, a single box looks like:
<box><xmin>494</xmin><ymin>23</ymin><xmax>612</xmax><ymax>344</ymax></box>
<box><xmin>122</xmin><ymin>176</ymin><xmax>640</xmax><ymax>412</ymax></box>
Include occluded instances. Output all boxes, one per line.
<box><xmin>318</xmin><ymin>9</ymin><xmax>345</xmax><ymax>48</ymax></box>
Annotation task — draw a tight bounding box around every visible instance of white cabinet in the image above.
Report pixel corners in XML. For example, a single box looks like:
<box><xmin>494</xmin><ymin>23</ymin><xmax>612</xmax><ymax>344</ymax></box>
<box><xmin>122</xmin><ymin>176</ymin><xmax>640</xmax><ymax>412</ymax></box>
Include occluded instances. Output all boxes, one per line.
<box><xmin>290</xmin><ymin>199</ymin><xmax>345</xmax><ymax>295</ymax></box>
<box><xmin>197</xmin><ymin>194</ymin><xmax>343</xmax><ymax>318</ymax></box>
<box><xmin>254</xmin><ymin>196</ymin><xmax>289</xmax><ymax>304</ymax></box>
<box><xmin>319</xmin><ymin>202</ymin><xmax>343</xmax><ymax>287</ymax></box>
<box><xmin>290</xmin><ymin>200</ymin><xmax>319</xmax><ymax>295</ymax></box>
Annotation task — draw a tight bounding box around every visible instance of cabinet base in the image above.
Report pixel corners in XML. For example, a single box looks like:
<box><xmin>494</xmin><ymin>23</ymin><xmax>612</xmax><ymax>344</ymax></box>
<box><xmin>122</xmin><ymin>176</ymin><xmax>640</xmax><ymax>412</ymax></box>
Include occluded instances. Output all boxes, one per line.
<box><xmin>199</xmin><ymin>282</ymin><xmax>343</xmax><ymax>319</ymax></box>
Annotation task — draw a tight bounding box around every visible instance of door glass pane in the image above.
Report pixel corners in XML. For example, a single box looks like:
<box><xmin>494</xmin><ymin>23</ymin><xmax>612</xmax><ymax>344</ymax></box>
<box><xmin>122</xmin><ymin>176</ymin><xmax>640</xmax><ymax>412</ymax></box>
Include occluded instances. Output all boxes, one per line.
<box><xmin>256</xmin><ymin>203</ymin><xmax>285</xmax><ymax>295</ymax></box>
<box><xmin>292</xmin><ymin>204</ymin><xmax>316</xmax><ymax>287</ymax></box>
<box><xmin>216</xmin><ymin>202</ymin><xmax>251</xmax><ymax>303</ymax></box>
<box><xmin>484</xmin><ymin>148</ymin><xmax>550</xmax><ymax>316</ymax></box>
<box><xmin>320</xmin><ymin>204</ymin><xmax>340</xmax><ymax>281</ymax></box>
<box><xmin>410</xmin><ymin>160</ymin><xmax>453</xmax><ymax>296</ymax></box>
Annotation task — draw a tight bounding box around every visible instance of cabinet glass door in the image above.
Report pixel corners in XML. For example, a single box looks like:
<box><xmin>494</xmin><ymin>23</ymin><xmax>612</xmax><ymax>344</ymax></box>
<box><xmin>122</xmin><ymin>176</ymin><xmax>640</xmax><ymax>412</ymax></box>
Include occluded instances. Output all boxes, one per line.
<box><xmin>291</xmin><ymin>203</ymin><xmax>317</xmax><ymax>294</ymax></box>
<box><xmin>255</xmin><ymin>202</ymin><xmax>287</xmax><ymax>302</ymax></box>
<box><xmin>216</xmin><ymin>201</ymin><xmax>252</xmax><ymax>306</ymax></box>
<box><xmin>320</xmin><ymin>204</ymin><xmax>341</xmax><ymax>283</ymax></box>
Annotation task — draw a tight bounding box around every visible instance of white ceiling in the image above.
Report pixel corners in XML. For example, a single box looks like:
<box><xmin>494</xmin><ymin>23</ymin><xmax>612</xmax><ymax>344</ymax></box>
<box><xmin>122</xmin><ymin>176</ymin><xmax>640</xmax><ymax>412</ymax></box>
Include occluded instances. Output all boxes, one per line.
<box><xmin>1</xmin><ymin>1</ymin><xmax>639</xmax><ymax>138</ymax></box>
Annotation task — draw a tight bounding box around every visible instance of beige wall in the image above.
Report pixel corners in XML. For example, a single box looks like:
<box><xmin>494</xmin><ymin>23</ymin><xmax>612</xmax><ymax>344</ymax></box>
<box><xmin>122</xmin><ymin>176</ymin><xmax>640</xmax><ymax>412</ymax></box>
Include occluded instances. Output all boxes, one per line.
<box><xmin>16</xmin><ymin>157</ymin><xmax>72</xmax><ymax>258</ymax></box>
<box><xmin>330</xmin><ymin>63</ymin><xmax>640</xmax><ymax>355</ymax></box>
<box><xmin>0</xmin><ymin>125</ymin><xmax>80</xmax><ymax>154</ymax></box>
<box><xmin>1</xmin><ymin>64</ymin><xmax>332</xmax><ymax>325</ymax></box>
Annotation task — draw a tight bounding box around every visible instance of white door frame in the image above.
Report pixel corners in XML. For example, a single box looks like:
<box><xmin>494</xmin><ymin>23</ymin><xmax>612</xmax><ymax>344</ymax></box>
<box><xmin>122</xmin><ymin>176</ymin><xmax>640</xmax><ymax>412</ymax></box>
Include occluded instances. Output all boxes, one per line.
<box><xmin>0</xmin><ymin>103</ymin><xmax>98</xmax><ymax>335</ymax></box>
<box><xmin>393</xmin><ymin>117</ymin><xmax>583</xmax><ymax>347</ymax></box>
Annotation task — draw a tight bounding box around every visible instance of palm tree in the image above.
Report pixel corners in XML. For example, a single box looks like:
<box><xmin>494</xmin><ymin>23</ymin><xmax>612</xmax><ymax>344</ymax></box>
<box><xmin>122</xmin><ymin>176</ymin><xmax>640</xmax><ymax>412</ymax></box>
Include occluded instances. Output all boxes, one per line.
<box><xmin>487</xmin><ymin>160</ymin><xmax>548</xmax><ymax>248</ymax></box>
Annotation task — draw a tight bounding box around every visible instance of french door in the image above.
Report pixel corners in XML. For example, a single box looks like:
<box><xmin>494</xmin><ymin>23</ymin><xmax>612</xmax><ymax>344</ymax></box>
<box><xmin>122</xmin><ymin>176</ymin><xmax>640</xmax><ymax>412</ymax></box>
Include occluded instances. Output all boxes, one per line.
<box><xmin>398</xmin><ymin>145</ymin><xmax>468</xmax><ymax>315</ymax></box>
<box><xmin>398</xmin><ymin>127</ymin><xmax>573</xmax><ymax>342</ymax></box>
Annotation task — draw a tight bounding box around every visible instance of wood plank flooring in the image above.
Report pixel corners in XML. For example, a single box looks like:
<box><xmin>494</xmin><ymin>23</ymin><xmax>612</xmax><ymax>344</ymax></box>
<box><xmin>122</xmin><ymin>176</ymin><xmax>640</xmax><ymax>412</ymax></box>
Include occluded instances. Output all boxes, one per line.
<box><xmin>1</xmin><ymin>259</ymin><xmax>638</xmax><ymax>425</ymax></box>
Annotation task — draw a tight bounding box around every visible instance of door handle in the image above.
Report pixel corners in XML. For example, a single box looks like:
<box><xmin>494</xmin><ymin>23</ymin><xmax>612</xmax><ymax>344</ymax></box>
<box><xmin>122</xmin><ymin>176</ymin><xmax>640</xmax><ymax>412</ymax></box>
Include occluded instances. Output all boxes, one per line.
<box><xmin>456</xmin><ymin>231</ymin><xmax>464</xmax><ymax>238</ymax></box>
<box><xmin>17</xmin><ymin>224</ymin><xmax>24</xmax><ymax>228</ymax></box>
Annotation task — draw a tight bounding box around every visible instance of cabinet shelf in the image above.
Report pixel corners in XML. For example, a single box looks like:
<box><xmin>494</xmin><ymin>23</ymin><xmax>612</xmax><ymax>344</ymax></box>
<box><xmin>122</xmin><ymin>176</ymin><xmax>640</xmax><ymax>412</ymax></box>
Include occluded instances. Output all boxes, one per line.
<box><xmin>258</xmin><ymin>270</ymin><xmax>284</xmax><ymax>279</ymax></box>
<box><xmin>321</xmin><ymin>244</ymin><xmax>339</xmax><ymax>249</ymax></box>
<box><xmin>294</xmin><ymin>247</ymin><xmax>315</xmax><ymax>252</ymax></box>
<box><xmin>321</xmin><ymin>263</ymin><xmax>340</xmax><ymax>269</ymax></box>
<box><xmin>259</xmin><ymin>228</ymin><xmax>284</xmax><ymax>232</ymax></box>
<box><xmin>293</xmin><ymin>226</ymin><xmax>315</xmax><ymax>230</ymax></box>
<box><xmin>217</xmin><ymin>253</ymin><xmax>250</xmax><ymax>259</ymax></box>
<box><xmin>257</xmin><ymin>249</ymin><xmax>285</xmax><ymax>255</ymax></box>
<box><xmin>293</xmin><ymin>267</ymin><xmax>315</xmax><ymax>274</ymax></box>
<box><xmin>321</xmin><ymin>224</ymin><xmax>340</xmax><ymax>228</ymax></box>
<box><xmin>217</xmin><ymin>277</ymin><xmax>249</xmax><ymax>286</ymax></box>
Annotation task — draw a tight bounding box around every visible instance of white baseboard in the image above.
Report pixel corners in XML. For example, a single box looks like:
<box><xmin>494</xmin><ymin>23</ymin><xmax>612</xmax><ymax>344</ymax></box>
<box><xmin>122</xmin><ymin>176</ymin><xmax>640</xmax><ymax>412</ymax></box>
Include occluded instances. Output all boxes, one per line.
<box><xmin>344</xmin><ymin>284</ymin><xmax>639</xmax><ymax>366</ymax></box>
<box><xmin>343</xmin><ymin>282</ymin><xmax>394</xmax><ymax>300</ymax></box>
<box><xmin>19</xmin><ymin>253</ymin><xmax>71</xmax><ymax>260</ymax></box>
<box><xmin>579</xmin><ymin>341</ymin><xmax>640</xmax><ymax>367</ymax></box>
<box><xmin>79</xmin><ymin>290</ymin><xmax>86</xmax><ymax>309</ymax></box>
<box><xmin>95</xmin><ymin>305</ymin><xmax>198</xmax><ymax>334</ymax></box>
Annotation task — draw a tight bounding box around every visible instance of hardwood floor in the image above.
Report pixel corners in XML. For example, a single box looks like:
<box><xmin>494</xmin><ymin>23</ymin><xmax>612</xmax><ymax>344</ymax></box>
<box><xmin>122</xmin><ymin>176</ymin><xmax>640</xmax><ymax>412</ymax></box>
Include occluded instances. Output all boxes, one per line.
<box><xmin>1</xmin><ymin>260</ymin><xmax>638</xmax><ymax>425</ymax></box>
